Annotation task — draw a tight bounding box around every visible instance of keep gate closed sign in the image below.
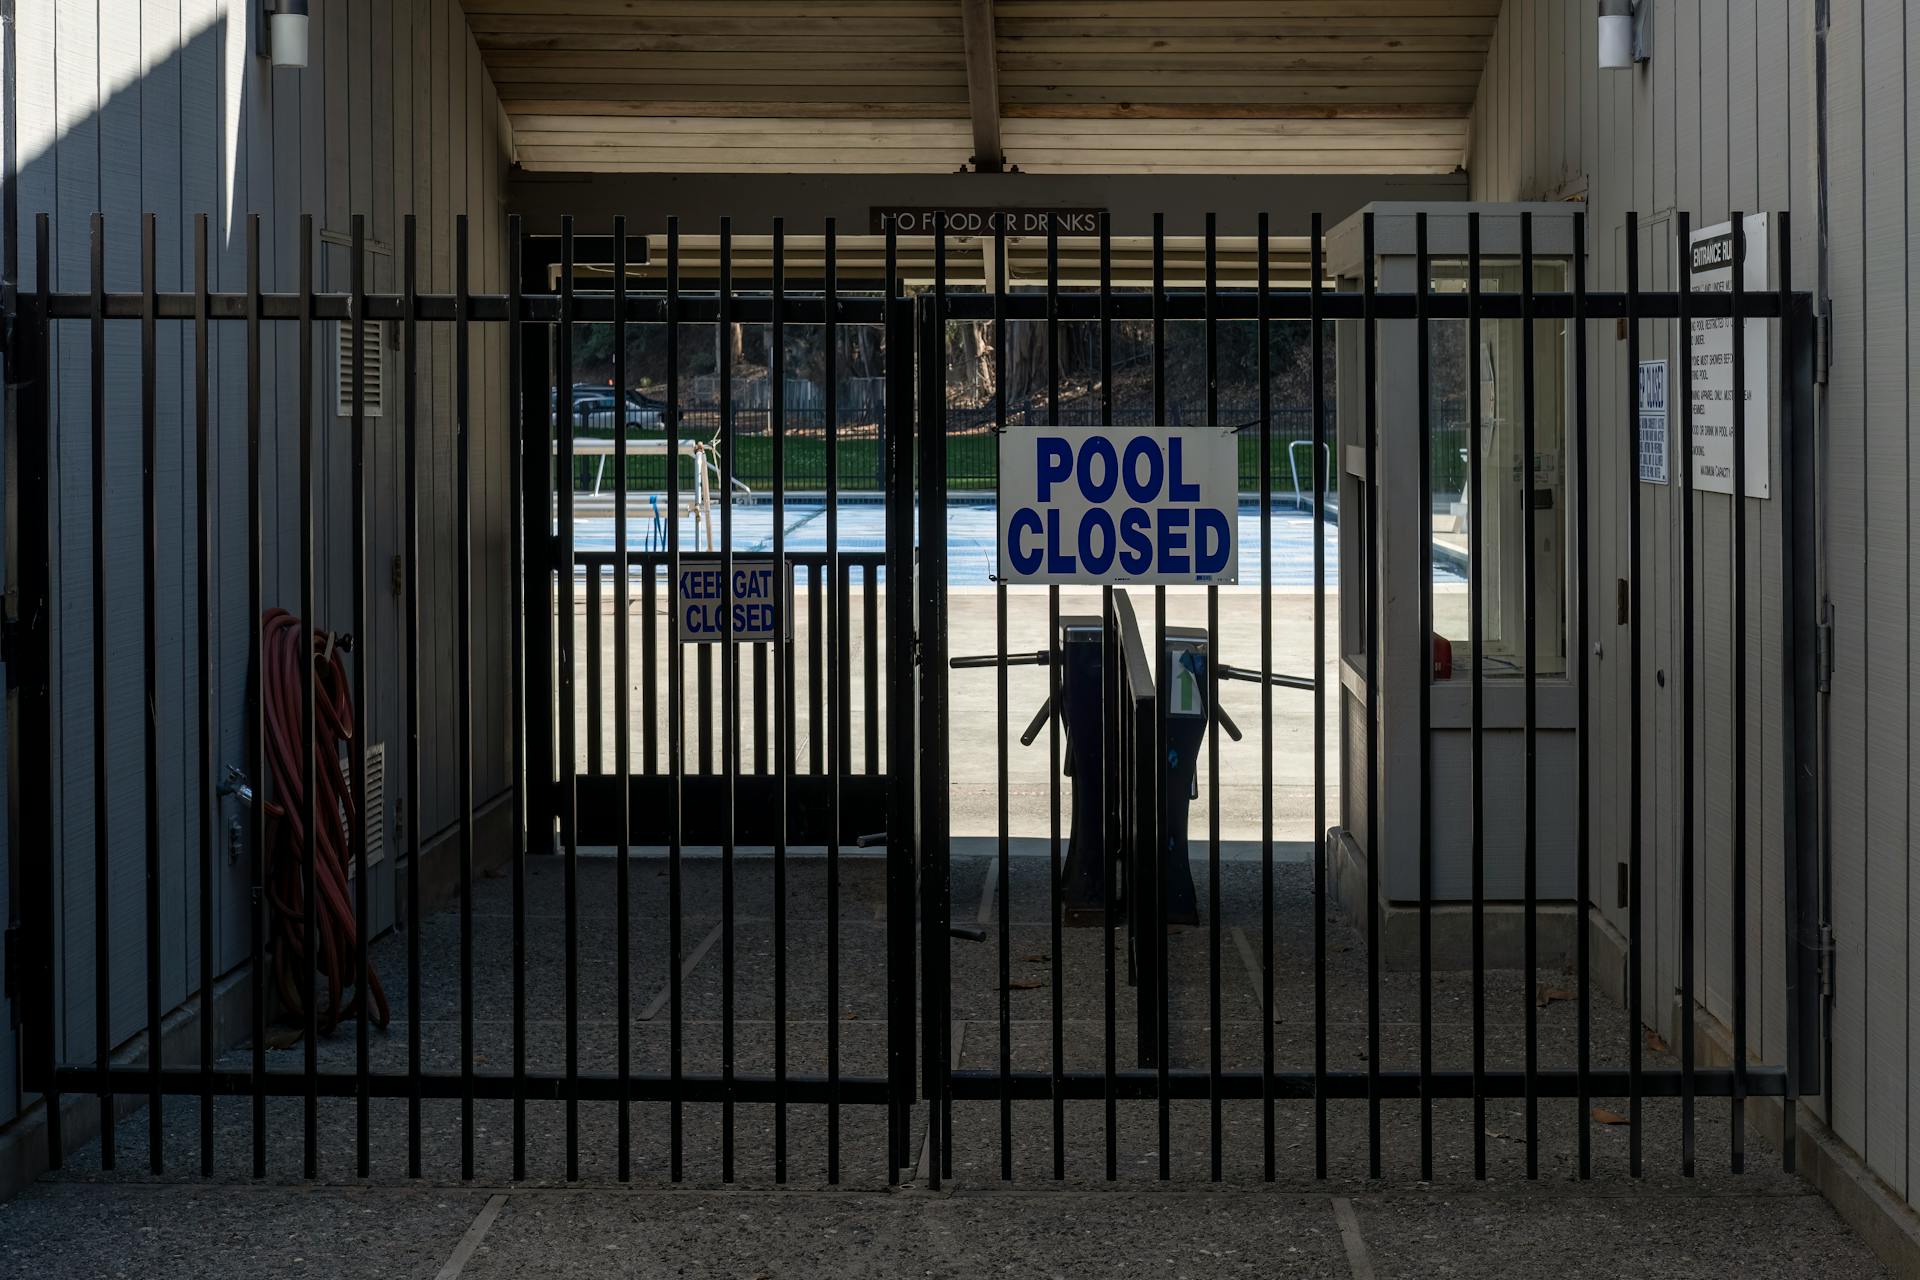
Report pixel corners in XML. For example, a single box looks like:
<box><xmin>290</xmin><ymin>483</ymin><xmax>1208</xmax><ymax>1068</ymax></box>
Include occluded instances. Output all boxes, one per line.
<box><xmin>997</xmin><ymin>427</ymin><xmax>1239</xmax><ymax>585</ymax></box>
<box><xmin>676</xmin><ymin>559</ymin><xmax>781</xmax><ymax>643</ymax></box>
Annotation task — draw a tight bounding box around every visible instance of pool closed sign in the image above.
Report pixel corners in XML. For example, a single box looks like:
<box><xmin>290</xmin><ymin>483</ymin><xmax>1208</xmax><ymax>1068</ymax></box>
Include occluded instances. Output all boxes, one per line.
<box><xmin>676</xmin><ymin>559</ymin><xmax>781</xmax><ymax>643</ymax></box>
<box><xmin>997</xmin><ymin>427</ymin><xmax>1239</xmax><ymax>585</ymax></box>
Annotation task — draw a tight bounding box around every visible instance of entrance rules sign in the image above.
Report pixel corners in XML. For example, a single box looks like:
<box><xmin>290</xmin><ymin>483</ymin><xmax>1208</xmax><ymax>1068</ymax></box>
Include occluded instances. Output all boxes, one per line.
<box><xmin>997</xmin><ymin>427</ymin><xmax>1239</xmax><ymax>585</ymax></box>
<box><xmin>1687</xmin><ymin>213</ymin><xmax>1771</xmax><ymax>498</ymax></box>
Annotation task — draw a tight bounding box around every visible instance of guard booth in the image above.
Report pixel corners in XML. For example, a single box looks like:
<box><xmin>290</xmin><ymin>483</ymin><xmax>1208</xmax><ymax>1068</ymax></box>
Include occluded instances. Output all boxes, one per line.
<box><xmin>1327</xmin><ymin>203</ymin><xmax>1584</xmax><ymax>965</ymax></box>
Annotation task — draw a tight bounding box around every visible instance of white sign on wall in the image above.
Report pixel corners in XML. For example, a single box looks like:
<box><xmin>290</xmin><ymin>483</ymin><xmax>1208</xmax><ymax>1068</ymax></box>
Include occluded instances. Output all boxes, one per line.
<box><xmin>1637</xmin><ymin>358</ymin><xmax>1669</xmax><ymax>484</ymax></box>
<box><xmin>997</xmin><ymin>426</ymin><xmax>1239</xmax><ymax>585</ymax></box>
<box><xmin>1687</xmin><ymin>213</ymin><xmax>1771</xmax><ymax>498</ymax></box>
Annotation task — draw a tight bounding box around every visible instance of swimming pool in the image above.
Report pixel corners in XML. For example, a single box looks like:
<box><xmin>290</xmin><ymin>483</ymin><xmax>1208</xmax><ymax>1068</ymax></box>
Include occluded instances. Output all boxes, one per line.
<box><xmin>567</xmin><ymin>497</ymin><xmax>1427</xmax><ymax>589</ymax></box>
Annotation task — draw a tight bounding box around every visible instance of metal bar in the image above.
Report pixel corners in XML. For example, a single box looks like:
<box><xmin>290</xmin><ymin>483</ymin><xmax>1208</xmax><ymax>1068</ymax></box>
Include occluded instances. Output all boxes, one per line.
<box><xmin>1522</xmin><ymin>211</ymin><xmax>1541</xmax><ymax>1179</ymax></box>
<box><xmin>771</xmin><ymin>217</ymin><xmax>789</xmax><ymax>1183</ymax></box>
<box><xmin>1046</xmin><ymin>224</ymin><xmax>1066</xmax><ymax>1182</ymax></box>
<box><xmin>1777</xmin><ymin>211</ymin><xmax>1801</xmax><ymax>1176</ymax></box>
<box><xmin>666</xmin><ymin>218</ymin><xmax>686</xmax><ymax>1181</ymax></box>
<box><xmin>720</xmin><ymin>216</ymin><xmax>739</xmax><ymax>1184</ymax></box>
<box><xmin>1204</xmin><ymin>213</ymin><xmax>1223</xmax><ymax>1183</ymax></box>
<box><xmin>1676</xmin><ymin>206</ymin><xmax>1698</xmax><ymax>1175</ymax></box>
<box><xmin>519</xmin><ymin>269</ymin><xmax>555</xmax><ymax>941</ymax></box>
<box><xmin>837</xmin><ymin>563</ymin><xmax>853</xmax><ymax>780</ymax></box>
<box><xmin>192</xmin><ymin>212</ymin><xmax>214</xmax><ymax>1178</ymax></box>
<box><xmin>809</xmin><ymin>573</ymin><xmax>822</xmax><ymax>775</ymax></box>
<box><xmin>1152</xmin><ymin>212</ymin><xmax>1171</xmax><ymax>1180</ymax></box>
<box><xmin>1624</xmin><ymin>211</ymin><xmax>1643</xmax><ymax>1178</ymax></box>
<box><xmin>140</xmin><ymin>212</ymin><xmax>162</xmax><ymax>1175</ymax></box>
<box><xmin>994</xmin><ymin>221</ymin><xmax>1011</xmax><ymax>1182</ymax></box>
<box><xmin>586</xmin><ymin>568</ymin><xmax>603</xmax><ymax>775</ymax></box>
<box><xmin>1361</xmin><ymin>211</ymin><xmax>1381</xmax><ymax>1179</ymax></box>
<box><xmin>1308</xmin><ymin>210</ymin><xmax>1326</xmax><ymax>1182</ymax></box>
<box><xmin>37</xmin><ymin>286</ymin><xmax>1798</xmax><ymax>325</ymax></box>
<box><xmin>943</xmin><ymin>1067</ymin><xmax>1788</xmax><ymax>1102</ymax></box>
<box><xmin>558</xmin><ymin>218</ymin><xmax>580</xmax><ymax>1182</ymax></box>
<box><xmin>1415</xmin><ymin>210</ymin><xmax>1434</xmax><ymax>1182</ymax></box>
<box><xmin>937</xmin><ymin>218</ymin><xmax>954</xmax><ymax>1185</ymax></box>
<box><xmin>643</xmin><ymin>563</ymin><xmax>658</xmax><ymax>774</ymax></box>
<box><xmin>613</xmin><ymin>217</ymin><xmax>633</xmax><ymax>1182</ymax></box>
<box><xmin>244</xmin><ymin>214</ymin><xmax>264</xmax><ymax>1179</ymax></box>
<box><xmin>402</xmin><ymin>217</ymin><xmax>425</xmax><ymax>1179</ymax></box>
<box><xmin>823</xmin><ymin>217</ymin><xmax>843</xmax><ymax>1183</ymax></box>
<box><xmin>1730</xmin><ymin>210</ymin><xmax>1749</xmax><ymax>1174</ymax></box>
<box><xmin>1259</xmin><ymin>211</ymin><xmax>1278</xmax><ymax>1183</ymax></box>
<box><xmin>453</xmin><ymin>213</ymin><xmax>478</xmax><ymax>1179</ymax></box>
<box><xmin>1099</xmin><ymin>212</ymin><xmax>1118</xmax><ymax>1184</ymax></box>
<box><xmin>755</xmin><ymin>640</ymin><xmax>769</xmax><ymax>776</ymax></box>
<box><xmin>19</xmin><ymin>216</ymin><xmax>60</xmax><ymax>1167</ymax></box>
<box><xmin>1469</xmin><ymin>211</ymin><xmax>1488</xmax><ymax>1181</ymax></box>
<box><xmin>86</xmin><ymin>212</ymin><xmax>112</xmax><ymax>1171</ymax></box>
<box><xmin>53</xmin><ymin>1063</ymin><xmax>1788</xmax><ymax>1104</ymax></box>
<box><xmin>60</xmin><ymin>1066</ymin><xmax>896</xmax><ymax>1104</ymax></box>
<box><xmin>920</xmin><ymin>218</ymin><xmax>954</xmax><ymax>1189</ymax></box>
<box><xmin>506</xmin><ymin>216</ymin><xmax>527</xmax><ymax>1183</ymax></box>
<box><xmin>863</xmin><ymin>572</ymin><xmax>879</xmax><ymax>773</ymax></box>
<box><xmin>352</xmin><ymin>212</ymin><xmax>373</xmax><ymax>1178</ymax></box>
<box><xmin>297</xmin><ymin>214</ymin><xmax>318</xmax><ymax>1179</ymax></box>
<box><xmin>933</xmin><ymin>214</ymin><xmax>956</xmax><ymax>1189</ymax></box>
<box><xmin>882</xmin><ymin>224</ymin><xmax>914</xmax><ymax>1184</ymax></box>
<box><xmin>1572</xmin><ymin>210</ymin><xmax>1592</xmax><ymax>1181</ymax></box>
<box><xmin>698</xmin><ymin>644</ymin><xmax>713</xmax><ymax>775</ymax></box>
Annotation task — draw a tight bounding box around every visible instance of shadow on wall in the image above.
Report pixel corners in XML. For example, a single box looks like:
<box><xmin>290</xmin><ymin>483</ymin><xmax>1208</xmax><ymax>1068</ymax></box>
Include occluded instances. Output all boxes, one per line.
<box><xmin>5</xmin><ymin>1</ymin><xmax>515</xmax><ymax>1125</ymax></box>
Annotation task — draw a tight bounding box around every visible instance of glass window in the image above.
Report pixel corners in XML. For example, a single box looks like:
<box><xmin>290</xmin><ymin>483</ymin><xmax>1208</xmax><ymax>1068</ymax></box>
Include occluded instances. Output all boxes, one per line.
<box><xmin>1427</xmin><ymin>258</ymin><xmax>1569</xmax><ymax>679</ymax></box>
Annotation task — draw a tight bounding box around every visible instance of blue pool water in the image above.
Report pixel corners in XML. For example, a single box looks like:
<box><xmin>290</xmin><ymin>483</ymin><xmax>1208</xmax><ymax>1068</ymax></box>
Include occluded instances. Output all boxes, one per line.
<box><xmin>566</xmin><ymin>498</ymin><xmax>1430</xmax><ymax>588</ymax></box>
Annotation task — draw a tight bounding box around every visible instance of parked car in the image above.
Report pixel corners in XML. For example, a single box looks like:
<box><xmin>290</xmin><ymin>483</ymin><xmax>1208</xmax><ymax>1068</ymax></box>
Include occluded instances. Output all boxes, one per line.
<box><xmin>551</xmin><ymin>384</ymin><xmax>664</xmax><ymax>430</ymax></box>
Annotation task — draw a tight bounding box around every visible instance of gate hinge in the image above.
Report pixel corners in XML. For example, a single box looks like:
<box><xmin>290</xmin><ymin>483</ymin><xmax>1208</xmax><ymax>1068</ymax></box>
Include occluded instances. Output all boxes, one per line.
<box><xmin>1815</xmin><ymin>302</ymin><xmax>1833</xmax><ymax>385</ymax></box>
<box><xmin>1818</xmin><ymin>922</ymin><xmax>1836</xmax><ymax>999</ymax></box>
<box><xmin>1816</xmin><ymin>601</ymin><xmax>1835</xmax><ymax>694</ymax></box>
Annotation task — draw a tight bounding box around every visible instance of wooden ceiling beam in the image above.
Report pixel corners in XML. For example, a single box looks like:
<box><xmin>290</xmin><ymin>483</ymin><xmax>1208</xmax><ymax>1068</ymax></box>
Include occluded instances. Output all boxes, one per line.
<box><xmin>961</xmin><ymin>0</ymin><xmax>1005</xmax><ymax>172</ymax></box>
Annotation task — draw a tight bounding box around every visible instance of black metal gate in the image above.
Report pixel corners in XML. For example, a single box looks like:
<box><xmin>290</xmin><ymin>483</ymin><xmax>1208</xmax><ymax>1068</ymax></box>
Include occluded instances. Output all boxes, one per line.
<box><xmin>5</xmin><ymin>204</ymin><xmax>1821</xmax><ymax>1188</ymax></box>
<box><xmin>907</xmin><ymin>208</ymin><xmax>1824</xmax><ymax>1187</ymax></box>
<box><xmin>517</xmin><ymin>219</ymin><xmax>921</xmax><ymax>1184</ymax></box>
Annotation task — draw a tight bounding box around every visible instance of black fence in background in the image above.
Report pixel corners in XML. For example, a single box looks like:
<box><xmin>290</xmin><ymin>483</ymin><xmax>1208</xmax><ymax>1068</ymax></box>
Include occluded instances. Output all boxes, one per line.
<box><xmin>573</xmin><ymin>395</ymin><xmax>1467</xmax><ymax>497</ymax></box>
<box><xmin>573</xmin><ymin>405</ymin><xmax>1420</xmax><ymax>498</ymax></box>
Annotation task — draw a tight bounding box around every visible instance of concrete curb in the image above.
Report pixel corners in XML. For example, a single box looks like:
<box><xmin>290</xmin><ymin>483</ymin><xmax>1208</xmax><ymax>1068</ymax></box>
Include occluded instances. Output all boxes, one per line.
<box><xmin>1326</xmin><ymin>826</ymin><xmax>1577</xmax><ymax>972</ymax></box>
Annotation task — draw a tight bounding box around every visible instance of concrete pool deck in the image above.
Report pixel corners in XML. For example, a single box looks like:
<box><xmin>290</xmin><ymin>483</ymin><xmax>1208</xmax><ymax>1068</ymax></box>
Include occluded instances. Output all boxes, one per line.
<box><xmin>569</xmin><ymin>582</ymin><xmax>1346</xmax><ymax>842</ymax></box>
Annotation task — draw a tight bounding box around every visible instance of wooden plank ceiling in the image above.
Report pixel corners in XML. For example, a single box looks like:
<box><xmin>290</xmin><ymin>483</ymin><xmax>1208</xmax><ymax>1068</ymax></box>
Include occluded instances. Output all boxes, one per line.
<box><xmin>472</xmin><ymin>0</ymin><xmax>1495</xmax><ymax>175</ymax></box>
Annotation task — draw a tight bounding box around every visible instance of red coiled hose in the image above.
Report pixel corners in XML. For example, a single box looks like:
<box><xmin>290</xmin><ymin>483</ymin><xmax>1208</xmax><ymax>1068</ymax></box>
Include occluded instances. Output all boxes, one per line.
<box><xmin>261</xmin><ymin>608</ymin><xmax>389</xmax><ymax>1036</ymax></box>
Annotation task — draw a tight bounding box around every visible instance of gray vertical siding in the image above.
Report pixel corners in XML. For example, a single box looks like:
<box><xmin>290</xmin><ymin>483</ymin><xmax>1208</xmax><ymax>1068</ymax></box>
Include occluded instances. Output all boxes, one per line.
<box><xmin>4</xmin><ymin>0</ymin><xmax>514</xmax><ymax>1113</ymax></box>
<box><xmin>1470</xmin><ymin>0</ymin><xmax>1913</xmax><ymax>1208</ymax></box>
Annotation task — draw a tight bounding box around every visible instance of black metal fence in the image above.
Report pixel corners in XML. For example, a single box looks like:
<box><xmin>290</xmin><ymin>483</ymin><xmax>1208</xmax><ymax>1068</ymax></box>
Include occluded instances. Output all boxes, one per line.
<box><xmin>7</xmin><ymin>205</ymin><xmax>1819</xmax><ymax>1191</ymax></box>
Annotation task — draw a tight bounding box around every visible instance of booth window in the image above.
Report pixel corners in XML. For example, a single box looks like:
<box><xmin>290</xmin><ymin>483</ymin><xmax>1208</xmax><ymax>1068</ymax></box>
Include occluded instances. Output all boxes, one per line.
<box><xmin>1426</xmin><ymin>258</ymin><xmax>1569</xmax><ymax>679</ymax></box>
